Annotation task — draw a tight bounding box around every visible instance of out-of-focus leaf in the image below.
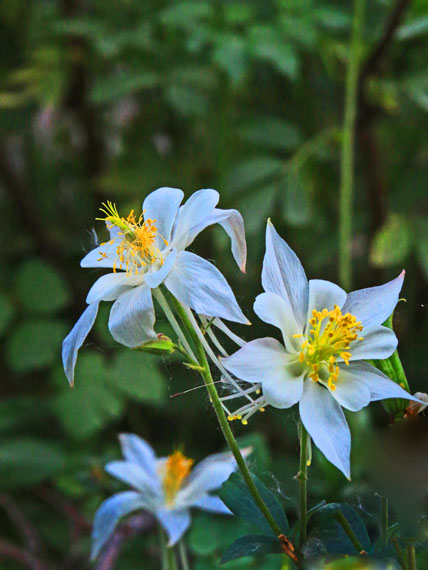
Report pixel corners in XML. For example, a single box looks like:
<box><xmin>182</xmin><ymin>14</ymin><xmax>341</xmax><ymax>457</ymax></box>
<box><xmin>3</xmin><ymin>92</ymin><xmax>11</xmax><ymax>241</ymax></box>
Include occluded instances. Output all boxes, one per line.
<box><xmin>0</xmin><ymin>292</ymin><xmax>14</xmax><ymax>337</ymax></box>
<box><xmin>6</xmin><ymin>319</ymin><xmax>68</xmax><ymax>373</ymax></box>
<box><xmin>221</xmin><ymin>534</ymin><xmax>283</xmax><ymax>563</ymax></box>
<box><xmin>282</xmin><ymin>166</ymin><xmax>311</xmax><ymax>226</ymax></box>
<box><xmin>236</xmin><ymin>432</ymin><xmax>271</xmax><ymax>471</ymax></box>
<box><xmin>397</xmin><ymin>16</ymin><xmax>428</xmax><ymax>41</ymax></box>
<box><xmin>213</xmin><ymin>34</ymin><xmax>248</xmax><ymax>83</ymax></box>
<box><xmin>370</xmin><ymin>215</ymin><xmax>412</xmax><ymax>267</ymax></box>
<box><xmin>0</xmin><ymin>396</ymin><xmax>51</xmax><ymax>433</ymax></box>
<box><xmin>248</xmin><ymin>26</ymin><xmax>298</xmax><ymax>79</ymax></box>
<box><xmin>226</xmin><ymin>157</ymin><xmax>282</xmax><ymax>191</ymax></box>
<box><xmin>219</xmin><ymin>471</ymin><xmax>288</xmax><ymax>536</ymax></box>
<box><xmin>188</xmin><ymin>513</ymin><xmax>249</xmax><ymax>557</ymax></box>
<box><xmin>91</xmin><ymin>71</ymin><xmax>159</xmax><ymax>104</ymax></box>
<box><xmin>414</xmin><ymin>217</ymin><xmax>428</xmax><ymax>280</ymax></box>
<box><xmin>15</xmin><ymin>258</ymin><xmax>71</xmax><ymax>314</ymax></box>
<box><xmin>160</xmin><ymin>1</ymin><xmax>212</xmax><ymax>30</ymax></box>
<box><xmin>0</xmin><ymin>438</ymin><xmax>66</xmax><ymax>489</ymax></box>
<box><xmin>238</xmin><ymin>116</ymin><xmax>302</xmax><ymax>151</ymax></box>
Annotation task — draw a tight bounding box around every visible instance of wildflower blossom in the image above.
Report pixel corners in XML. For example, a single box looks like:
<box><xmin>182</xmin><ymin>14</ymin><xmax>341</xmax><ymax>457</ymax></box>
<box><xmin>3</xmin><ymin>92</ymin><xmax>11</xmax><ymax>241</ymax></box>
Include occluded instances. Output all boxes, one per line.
<box><xmin>222</xmin><ymin>221</ymin><xmax>420</xmax><ymax>478</ymax></box>
<box><xmin>62</xmin><ymin>187</ymin><xmax>248</xmax><ymax>386</ymax></box>
<box><xmin>91</xmin><ymin>434</ymin><xmax>249</xmax><ymax>558</ymax></box>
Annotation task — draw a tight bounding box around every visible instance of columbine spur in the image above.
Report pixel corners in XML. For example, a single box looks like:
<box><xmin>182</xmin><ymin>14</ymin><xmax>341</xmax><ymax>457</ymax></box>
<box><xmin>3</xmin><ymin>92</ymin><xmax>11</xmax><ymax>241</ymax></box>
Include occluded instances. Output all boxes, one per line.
<box><xmin>62</xmin><ymin>187</ymin><xmax>248</xmax><ymax>386</ymax></box>
<box><xmin>91</xmin><ymin>433</ymin><xmax>248</xmax><ymax>558</ymax></box>
<box><xmin>222</xmin><ymin>220</ymin><xmax>420</xmax><ymax>479</ymax></box>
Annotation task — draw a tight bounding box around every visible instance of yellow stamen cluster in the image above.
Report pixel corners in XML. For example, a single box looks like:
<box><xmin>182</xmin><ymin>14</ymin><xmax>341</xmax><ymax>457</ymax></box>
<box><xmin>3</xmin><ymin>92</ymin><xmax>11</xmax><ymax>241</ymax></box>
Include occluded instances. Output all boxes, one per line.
<box><xmin>294</xmin><ymin>305</ymin><xmax>364</xmax><ymax>391</ymax></box>
<box><xmin>162</xmin><ymin>451</ymin><xmax>194</xmax><ymax>505</ymax></box>
<box><xmin>97</xmin><ymin>201</ymin><xmax>167</xmax><ymax>276</ymax></box>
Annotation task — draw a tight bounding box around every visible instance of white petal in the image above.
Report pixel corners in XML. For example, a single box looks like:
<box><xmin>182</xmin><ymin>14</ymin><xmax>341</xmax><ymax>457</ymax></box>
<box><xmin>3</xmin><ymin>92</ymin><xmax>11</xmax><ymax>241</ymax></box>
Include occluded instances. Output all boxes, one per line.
<box><xmin>155</xmin><ymin>508</ymin><xmax>191</xmax><ymax>546</ymax></box>
<box><xmin>349</xmin><ymin>361</ymin><xmax>421</xmax><ymax>403</ymax></box>
<box><xmin>328</xmin><ymin>364</ymin><xmax>371</xmax><ymax>412</ymax></box>
<box><xmin>222</xmin><ymin>338</ymin><xmax>289</xmax><ymax>383</ymax></box>
<box><xmin>142</xmin><ymin>187</ymin><xmax>183</xmax><ymax>246</ymax></box>
<box><xmin>108</xmin><ymin>284</ymin><xmax>156</xmax><ymax>347</ymax></box>
<box><xmin>119</xmin><ymin>434</ymin><xmax>158</xmax><ymax>478</ymax></box>
<box><xmin>262</xmin><ymin>365</ymin><xmax>304</xmax><ymax>409</ymax></box>
<box><xmin>144</xmin><ymin>249</ymin><xmax>177</xmax><ymax>289</ymax></box>
<box><xmin>91</xmin><ymin>491</ymin><xmax>147</xmax><ymax>559</ymax></box>
<box><xmin>192</xmin><ymin>494</ymin><xmax>231</xmax><ymax>514</ymax></box>
<box><xmin>86</xmin><ymin>273</ymin><xmax>143</xmax><ymax>304</ymax></box>
<box><xmin>307</xmin><ymin>279</ymin><xmax>347</xmax><ymax>319</ymax></box>
<box><xmin>105</xmin><ymin>460</ymin><xmax>162</xmax><ymax>500</ymax></box>
<box><xmin>262</xmin><ymin>221</ymin><xmax>308</xmax><ymax>330</ymax></box>
<box><xmin>62</xmin><ymin>302</ymin><xmax>99</xmax><ymax>387</ymax></box>
<box><xmin>170</xmin><ymin>189</ymin><xmax>219</xmax><ymax>250</ymax></box>
<box><xmin>179</xmin><ymin>207</ymin><xmax>247</xmax><ymax>272</ymax></box>
<box><xmin>299</xmin><ymin>380</ymin><xmax>351</xmax><ymax>479</ymax></box>
<box><xmin>253</xmin><ymin>292</ymin><xmax>300</xmax><ymax>353</ymax></box>
<box><xmin>347</xmin><ymin>325</ymin><xmax>397</xmax><ymax>361</ymax></box>
<box><xmin>341</xmin><ymin>271</ymin><xmax>405</xmax><ymax>328</ymax></box>
<box><xmin>165</xmin><ymin>252</ymin><xmax>248</xmax><ymax>324</ymax></box>
<box><xmin>81</xmin><ymin>241</ymin><xmax>118</xmax><ymax>269</ymax></box>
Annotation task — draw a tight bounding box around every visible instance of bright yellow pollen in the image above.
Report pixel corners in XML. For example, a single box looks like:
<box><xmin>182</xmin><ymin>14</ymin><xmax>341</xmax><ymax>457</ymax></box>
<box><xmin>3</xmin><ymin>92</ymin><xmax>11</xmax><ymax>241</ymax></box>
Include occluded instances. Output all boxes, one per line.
<box><xmin>163</xmin><ymin>451</ymin><xmax>194</xmax><ymax>505</ymax></box>
<box><xmin>299</xmin><ymin>305</ymin><xmax>363</xmax><ymax>390</ymax></box>
<box><xmin>97</xmin><ymin>201</ymin><xmax>168</xmax><ymax>276</ymax></box>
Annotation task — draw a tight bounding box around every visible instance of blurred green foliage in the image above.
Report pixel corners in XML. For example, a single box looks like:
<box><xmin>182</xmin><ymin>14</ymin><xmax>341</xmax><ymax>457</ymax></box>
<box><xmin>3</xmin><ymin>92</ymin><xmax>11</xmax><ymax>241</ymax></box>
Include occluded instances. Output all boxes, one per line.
<box><xmin>0</xmin><ymin>0</ymin><xmax>428</xmax><ymax>568</ymax></box>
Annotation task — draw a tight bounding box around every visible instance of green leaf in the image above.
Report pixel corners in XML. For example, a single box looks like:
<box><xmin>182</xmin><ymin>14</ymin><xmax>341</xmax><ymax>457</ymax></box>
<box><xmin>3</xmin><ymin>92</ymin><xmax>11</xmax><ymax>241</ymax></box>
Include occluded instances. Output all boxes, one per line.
<box><xmin>188</xmin><ymin>513</ymin><xmax>249</xmax><ymax>557</ymax></box>
<box><xmin>226</xmin><ymin>157</ymin><xmax>282</xmax><ymax>191</ymax></box>
<box><xmin>219</xmin><ymin>471</ymin><xmax>288</xmax><ymax>536</ymax></box>
<box><xmin>282</xmin><ymin>167</ymin><xmax>311</xmax><ymax>226</ymax></box>
<box><xmin>15</xmin><ymin>258</ymin><xmax>71</xmax><ymax>314</ymax></box>
<box><xmin>0</xmin><ymin>396</ymin><xmax>52</xmax><ymax>433</ymax></box>
<box><xmin>414</xmin><ymin>217</ymin><xmax>428</xmax><ymax>280</ymax></box>
<box><xmin>0</xmin><ymin>438</ymin><xmax>66</xmax><ymax>489</ymax></box>
<box><xmin>0</xmin><ymin>292</ymin><xmax>14</xmax><ymax>338</ymax></box>
<box><xmin>221</xmin><ymin>534</ymin><xmax>283</xmax><ymax>563</ymax></box>
<box><xmin>397</xmin><ymin>16</ymin><xmax>428</xmax><ymax>41</ymax></box>
<box><xmin>238</xmin><ymin>116</ymin><xmax>302</xmax><ymax>151</ymax></box>
<box><xmin>248</xmin><ymin>26</ymin><xmax>298</xmax><ymax>79</ymax></box>
<box><xmin>91</xmin><ymin>71</ymin><xmax>159</xmax><ymax>104</ymax></box>
<box><xmin>370</xmin><ymin>215</ymin><xmax>412</xmax><ymax>267</ymax></box>
<box><xmin>6</xmin><ymin>319</ymin><xmax>68</xmax><ymax>373</ymax></box>
<box><xmin>308</xmin><ymin>503</ymin><xmax>370</xmax><ymax>555</ymax></box>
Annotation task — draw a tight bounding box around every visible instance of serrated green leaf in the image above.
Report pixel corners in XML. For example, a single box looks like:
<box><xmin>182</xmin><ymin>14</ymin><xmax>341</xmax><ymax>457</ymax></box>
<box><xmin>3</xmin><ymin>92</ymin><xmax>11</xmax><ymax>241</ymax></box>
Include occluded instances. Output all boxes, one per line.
<box><xmin>15</xmin><ymin>258</ymin><xmax>71</xmax><ymax>314</ymax></box>
<box><xmin>6</xmin><ymin>319</ymin><xmax>68</xmax><ymax>373</ymax></box>
<box><xmin>221</xmin><ymin>534</ymin><xmax>283</xmax><ymax>563</ymax></box>
<box><xmin>0</xmin><ymin>438</ymin><xmax>66</xmax><ymax>489</ymax></box>
<box><xmin>219</xmin><ymin>471</ymin><xmax>288</xmax><ymax>536</ymax></box>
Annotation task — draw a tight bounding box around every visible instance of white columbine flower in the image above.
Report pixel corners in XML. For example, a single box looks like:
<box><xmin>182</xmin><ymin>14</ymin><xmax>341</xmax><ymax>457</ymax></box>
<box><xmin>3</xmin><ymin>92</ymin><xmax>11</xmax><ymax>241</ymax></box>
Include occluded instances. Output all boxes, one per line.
<box><xmin>62</xmin><ymin>187</ymin><xmax>248</xmax><ymax>386</ymax></box>
<box><xmin>222</xmin><ymin>221</ymin><xmax>420</xmax><ymax>479</ymax></box>
<box><xmin>91</xmin><ymin>434</ymin><xmax>248</xmax><ymax>558</ymax></box>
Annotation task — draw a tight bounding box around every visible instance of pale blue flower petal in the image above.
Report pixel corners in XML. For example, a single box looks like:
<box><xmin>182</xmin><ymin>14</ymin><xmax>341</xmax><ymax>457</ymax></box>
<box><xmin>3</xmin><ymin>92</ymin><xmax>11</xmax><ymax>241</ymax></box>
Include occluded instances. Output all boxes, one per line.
<box><xmin>328</xmin><ymin>364</ymin><xmax>371</xmax><ymax>412</ymax></box>
<box><xmin>341</xmin><ymin>271</ymin><xmax>405</xmax><ymax>328</ymax></box>
<box><xmin>165</xmin><ymin>252</ymin><xmax>248</xmax><ymax>324</ymax></box>
<box><xmin>105</xmin><ymin>460</ymin><xmax>162</xmax><ymax>500</ymax></box>
<box><xmin>91</xmin><ymin>491</ymin><xmax>148</xmax><ymax>559</ymax></box>
<box><xmin>262</xmin><ymin>365</ymin><xmax>305</xmax><ymax>409</ymax></box>
<box><xmin>144</xmin><ymin>249</ymin><xmax>177</xmax><ymax>289</ymax></box>
<box><xmin>155</xmin><ymin>508</ymin><xmax>191</xmax><ymax>546</ymax></box>
<box><xmin>142</xmin><ymin>187</ymin><xmax>184</xmax><ymax>246</ymax></box>
<box><xmin>262</xmin><ymin>221</ymin><xmax>308</xmax><ymax>330</ymax></box>
<box><xmin>299</xmin><ymin>380</ymin><xmax>351</xmax><ymax>479</ymax></box>
<box><xmin>171</xmin><ymin>189</ymin><xmax>219</xmax><ymax>250</ymax></box>
<box><xmin>193</xmin><ymin>494</ymin><xmax>231</xmax><ymax>514</ymax></box>
<box><xmin>119</xmin><ymin>434</ymin><xmax>158</xmax><ymax>479</ymax></box>
<box><xmin>62</xmin><ymin>302</ymin><xmax>99</xmax><ymax>387</ymax></box>
<box><xmin>222</xmin><ymin>338</ymin><xmax>290</xmax><ymax>383</ymax></box>
<box><xmin>108</xmin><ymin>284</ymin><xmax>156</xmax><ymax>347</ymax></box>
<box><xmin>178</xmin><ymin>207</ymin><xmax>247</xmax><ymax>272</ymax></box>
<box><xmin>81</xmin><ymin>241</ymin><xmax>118</xmax><ymax>269</ymax></box>
<box><xmin>307</xmin><ymin>279</ymin><xmax>347</xmax><ymax>319</ymax></box>
<box><xmin>346</xmin><ymin>325</ymin><xmax>397</xmax><ymax>361</ymax></box>
<box><xmin>86</xmin><ymin>273</ymin><xmax>143</xmax><ymax>304</ymax></box>
<box><xmin>253</xmin><ymin>292</ymin><xmax>300</xmax><ymax>353</ymax></box>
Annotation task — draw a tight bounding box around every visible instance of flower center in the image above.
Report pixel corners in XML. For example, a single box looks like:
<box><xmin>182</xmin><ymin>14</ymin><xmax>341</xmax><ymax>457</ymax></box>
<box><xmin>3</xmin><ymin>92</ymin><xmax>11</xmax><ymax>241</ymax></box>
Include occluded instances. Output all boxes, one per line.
<box><xmin>97</xmin><ymin>201</ymin><xmax>168</xmax><ymax>276</ymax></box>
<box><xmin>294</xmin><ymin>305</ymin><xmax>364</xmax><ymax>391</ymax></box>
<box><xmin>162</xmin><ymin>451</ymin><xmax>193</xmax><ymax>505</ymax></box>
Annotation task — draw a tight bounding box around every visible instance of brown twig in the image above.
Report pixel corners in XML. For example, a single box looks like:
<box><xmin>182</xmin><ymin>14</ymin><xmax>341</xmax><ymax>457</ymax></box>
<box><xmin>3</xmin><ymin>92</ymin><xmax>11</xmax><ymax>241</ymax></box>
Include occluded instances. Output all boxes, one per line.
<box><xmin>0</xmin><ymin>494</ymin><xmax>41</xmax><ymax>553</ymax></box>
<box><xmin>0</xmin><ymin>539</ymin><xmax>52</xmax><ymax>570</ymax></box>
<box><xmin>94</xmin><ymin>513</ymin><xmax>156</xmax><ymax>570</ymax></box>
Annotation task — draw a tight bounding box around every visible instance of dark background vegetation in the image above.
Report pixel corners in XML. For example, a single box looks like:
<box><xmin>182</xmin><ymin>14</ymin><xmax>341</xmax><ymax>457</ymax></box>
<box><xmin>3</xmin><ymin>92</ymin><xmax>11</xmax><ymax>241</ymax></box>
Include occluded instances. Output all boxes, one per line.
<box><xmin>0</xmin><ymin>0</ymin><xmax>427</xmax><ymax>568</ymax></box>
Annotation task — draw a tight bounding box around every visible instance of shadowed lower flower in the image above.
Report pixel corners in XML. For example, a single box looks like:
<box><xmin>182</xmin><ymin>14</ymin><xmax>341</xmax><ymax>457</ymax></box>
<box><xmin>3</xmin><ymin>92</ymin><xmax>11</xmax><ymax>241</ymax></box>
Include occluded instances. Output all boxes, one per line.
<box><xmin>62</xmin><ymin>187</ymin><xmax>248</xmax><ymax>386</ymax></box>
<box><xmin>91</xmin><ymin>434</ymin><xmax>249</xmax><ymax>558</ymax></box>
<box><xmin>222</xmin><ymin>220</ymin><xmax>420</xmax><ymax>479</ymax></box>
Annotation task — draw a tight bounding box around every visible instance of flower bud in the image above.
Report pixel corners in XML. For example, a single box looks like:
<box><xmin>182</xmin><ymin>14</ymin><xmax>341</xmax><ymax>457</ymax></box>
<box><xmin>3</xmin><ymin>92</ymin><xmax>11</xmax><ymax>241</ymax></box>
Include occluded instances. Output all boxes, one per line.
<box><xmin>134</xmin><ymin>334</ymin><xmax>175</xmax><ymax>355</ymax></box>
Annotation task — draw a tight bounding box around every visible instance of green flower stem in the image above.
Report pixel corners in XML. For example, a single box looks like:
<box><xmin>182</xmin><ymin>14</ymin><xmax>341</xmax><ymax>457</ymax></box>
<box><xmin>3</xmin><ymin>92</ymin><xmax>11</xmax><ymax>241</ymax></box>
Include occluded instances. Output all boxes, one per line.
<box><xmin>166</xmin><ymin>292</ymin><xmax>283</xmax><ymax>538</ymax></box>
<box><xmin>178</xmin><ymin>540</ymin><xmax>190</xmax><ymax>570</ymax></box>
<box><xmin>167</xmin><ymin>546</ymin><xmax>178</xmax><ymax>570</ymax></box>
<box><xmin>392</xmin><ymin>537</ymin><xmax>407</xmax><ymax>570</ymax></box>
<box><xmin>380</xmin><ymin>496</ymin><xmax>389</xmax><ymax>548</ymax></box>
<box><xmin>338</xmin><ymin>0</ymin><xmax>365</xmax><ymax>290</ymax></box>
<box><xmin>158</xmin><ymin>527</ymin><xmax>170</xmax><ymax>570</ymax></box>
<box><xmin>335</xmin><ymin>510</ymin><xmax>364</xmax><ymax>553</ymax></box>
<box><xmin>297</xmin><ymin>422</ymin><xmax>308</xmax><ymax>543</ymax></box>
<box><xmin>407</xmin><ymin>544</ymin><xmax>417</xmax><ymax>570</ymax></box>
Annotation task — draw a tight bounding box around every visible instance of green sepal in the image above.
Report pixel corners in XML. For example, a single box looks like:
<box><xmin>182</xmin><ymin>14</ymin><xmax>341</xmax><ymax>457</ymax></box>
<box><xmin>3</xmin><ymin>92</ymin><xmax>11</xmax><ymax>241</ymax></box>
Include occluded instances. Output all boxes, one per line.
<box><xmin>133</xmin><ymin>334</ymin><xmax>176</xmax><ymax>355</ymax></box>
<box><xmin>220</xmin><ymin>534</ymin><xmax>284</xmax><ymax>563</ymax></box>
